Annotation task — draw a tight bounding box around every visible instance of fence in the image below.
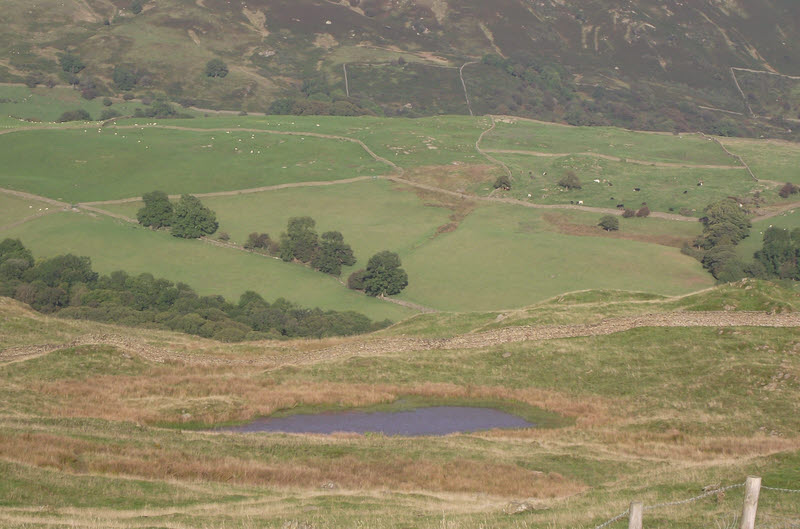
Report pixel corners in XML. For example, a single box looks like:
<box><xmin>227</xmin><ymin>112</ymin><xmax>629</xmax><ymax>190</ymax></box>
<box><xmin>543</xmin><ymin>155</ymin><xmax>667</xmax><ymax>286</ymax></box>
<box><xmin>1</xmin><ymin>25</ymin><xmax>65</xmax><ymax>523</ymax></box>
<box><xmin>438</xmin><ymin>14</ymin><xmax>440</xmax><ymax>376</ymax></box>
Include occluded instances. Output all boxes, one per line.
<box><xmin>593</xmin><ymin>476</ymin><xmax>800</xmax><ymax>529</ymax></box>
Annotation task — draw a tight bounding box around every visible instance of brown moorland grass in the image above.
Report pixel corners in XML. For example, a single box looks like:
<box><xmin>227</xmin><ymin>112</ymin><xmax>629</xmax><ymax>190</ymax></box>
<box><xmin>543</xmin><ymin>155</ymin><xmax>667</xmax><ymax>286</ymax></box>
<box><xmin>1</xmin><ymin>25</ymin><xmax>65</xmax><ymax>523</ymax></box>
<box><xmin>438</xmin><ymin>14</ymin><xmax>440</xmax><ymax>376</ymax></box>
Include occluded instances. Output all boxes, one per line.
<box><xmin>0</xmin><ymin>431</ymin><xmax>584</xmax><ymax>498</ymax></box>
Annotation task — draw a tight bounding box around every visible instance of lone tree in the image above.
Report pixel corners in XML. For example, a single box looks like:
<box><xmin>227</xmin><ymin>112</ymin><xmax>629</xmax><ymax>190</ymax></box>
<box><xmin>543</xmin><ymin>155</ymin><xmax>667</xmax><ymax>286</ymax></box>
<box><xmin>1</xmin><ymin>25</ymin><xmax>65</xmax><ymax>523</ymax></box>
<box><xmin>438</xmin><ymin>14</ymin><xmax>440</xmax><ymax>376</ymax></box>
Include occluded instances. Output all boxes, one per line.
<box><xmin>355</xmin><ymin>251</ymin><xmax>408</xmax><ymax>296</ymax></box>
<box><xmin>137</xmin><ymin>190</ymin><xmax>174</xmax><ymax>229</ymax></box>
<box><xmin>558</xmin><ymin>170</ymin><xmax>582</xmax><ymax>190</ymax></box>
<box><xmin>598</xmin><ymin>215</ymin><xmax>619</xmax><ymax>231</ymax></box>
<box><xmin>205</xmin><ymin>59</ymin><xmax>229</xmax><ymax>78</ymax></box>
<box><xmin>312</xmin><ymin>231</ymin><xmax>356</xmax><ymax>276</ymax></box>
<box><xmin>280</xmin><ymin>217</ymin><xmax>319</xmax><ymax>263</ymax></box>
<box><xmin>171</xmin><ymin>195</ymin><xmax>218</xmax><ymax>238</ymax></box>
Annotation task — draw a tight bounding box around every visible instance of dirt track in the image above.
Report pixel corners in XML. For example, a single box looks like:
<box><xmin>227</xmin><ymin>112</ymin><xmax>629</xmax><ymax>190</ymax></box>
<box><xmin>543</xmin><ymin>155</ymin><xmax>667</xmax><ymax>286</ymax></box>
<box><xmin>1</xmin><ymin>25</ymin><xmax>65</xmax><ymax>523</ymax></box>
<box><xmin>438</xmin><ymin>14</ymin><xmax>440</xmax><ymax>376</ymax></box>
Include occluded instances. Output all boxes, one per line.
<box><xmin>2</xmin><ymin>311</ymin><xmax>798</xmax><ymax>368</ymax></box>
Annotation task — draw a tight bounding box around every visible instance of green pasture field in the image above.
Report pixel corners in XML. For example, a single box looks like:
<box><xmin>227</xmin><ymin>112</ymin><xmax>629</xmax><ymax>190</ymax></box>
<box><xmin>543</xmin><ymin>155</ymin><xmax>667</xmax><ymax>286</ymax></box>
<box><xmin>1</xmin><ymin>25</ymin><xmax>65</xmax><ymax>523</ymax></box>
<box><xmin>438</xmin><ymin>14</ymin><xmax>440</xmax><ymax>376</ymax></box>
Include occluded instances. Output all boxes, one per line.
<box><xmin>0</xmin><ymin>127</ymin><xmax>386</xmax><ymax>202</ymax></box>
<box><xmin>104</xmin><ymin>179</ymin><xmax>454</xmax><ymax>274</ymax></box>
<box><xmin>494</xmin><ymin>152</ymin><xmax>769</xmax><ymax>214</ymax></box>
<box><xmin>100</xmin><ymin>182</ymin><xmax>711</xmax><ymax>313</ymax></box>
<box><xmin>482</xmin><ymin>119</ymin><xmax>738</xmax><ymax>165</ymax></box>
<box><xmin>737</xmin><ymin>207</ymin><xmax>800</xmax><ymax>260</ymax></box>
<box><xmin>113</xmin><ymin>114</ymin><xmax>490</xmax><ymax>168</ymax></box>
<box><xmin>395</xmin><ymin>203</ymin><xmax>713</xmax><ymax>311</ymax></box>
<box><xmin>0</xmin><ymin>193</ymin><xmax>58</xmax><ymax>227</ymax></box>
<box><xmin>0</xmin><ymin>211</ymin><xmax>411</xmax><ymax>321</ymax></box>
<box><xmin>0</xmin><ymin>85</ymin><xmax>145</xmax><ymax>123</ymax></box>
<box><xmin>718</xmin><ymin>137</ymin><xmax>800</xmax><ymax>184</ymax></box>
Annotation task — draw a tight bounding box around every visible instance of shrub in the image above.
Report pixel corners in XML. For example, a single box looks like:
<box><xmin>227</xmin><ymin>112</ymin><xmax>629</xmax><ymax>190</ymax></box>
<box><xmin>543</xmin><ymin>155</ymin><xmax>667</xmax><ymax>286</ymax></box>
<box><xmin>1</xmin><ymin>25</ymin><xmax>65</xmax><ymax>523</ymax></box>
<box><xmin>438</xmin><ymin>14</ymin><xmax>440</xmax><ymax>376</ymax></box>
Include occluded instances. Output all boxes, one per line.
<box><xmin>24</xmin><ymin>73</ymin><xmax>44</xmax><ymax>88</ymax></box>
<box><xmin>622</xmin><ymin>208</ymin><xmax>636</xmax><ymax>218</ymax></box>
<box><xmin>122</xmin><ymin>93</ymin><xmax>135</xmax><ymax>101</ymax></box>
<box><xmin>635</xmin><ymin>205</ymin><xmax>651</xmax><ymax>217</ymax></box>
<box><xmin>217</xmin><ymin>232</ymin><xmax>230</xmax><ymax>242</ymax></box>
<box><xmin>493</xmin><ymin>174</ymin><xmax>511</xmax><ymax>190</ymax></box>
<box><xmin>131</xmin><ymin>0</ymin><xmax>143</xmax><ymax>14</ymax></box>
<box><xmin>244</xmin><ymin>232</ymin><xmax>272</xmax><ymax>250</ymax></box>
<box><xmin>558</xmin><ymin>171</ymin><xmax>581</xmax><ymax>189</ymax></box>
<box><xmin>99</xmin><ymin>109</ymin><xmax>121</xmax><ymax>120</ymax></box>
<box><xmin>205</xmin><ymin>59</ymin><xmax>229</xmax><ymax>78</ymax></box>
<box><xmin>779</xmin><ymin>182</ymin><xmax>799</xmax><ymax>199</ymax></box>
<box><xmin>58</xmin><ymin>52</ymin><xmax>85</xmax><ymax>74</ymax></box>
<box><xmin>102</xmin><ymin>97</ymin><xmax>112</xmax><ymax>106</ymax></box>
<box><xmin>57</xmin><ymin>109</ymin><xmax>91</xmax><ymax>122</ymax></box>
<box><xmin>598</xmin><ymin>215</ymin><xmax>619</xmax><ymax>231</ymax></box>
<box><xmin>113</xmin><ymin>66</ymin><xmax>138</xmax><ymax>91</ymax></box>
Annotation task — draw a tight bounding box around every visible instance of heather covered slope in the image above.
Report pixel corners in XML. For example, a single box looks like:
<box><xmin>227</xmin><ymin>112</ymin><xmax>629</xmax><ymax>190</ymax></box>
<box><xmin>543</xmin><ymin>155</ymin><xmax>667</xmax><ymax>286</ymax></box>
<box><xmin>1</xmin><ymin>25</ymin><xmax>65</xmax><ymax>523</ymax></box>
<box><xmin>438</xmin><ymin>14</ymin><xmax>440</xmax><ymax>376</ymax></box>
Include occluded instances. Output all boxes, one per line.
<box><xmin>2</xmin><ymin>0</ymin><xmax>800</xmax><ymax>135</ymax></box>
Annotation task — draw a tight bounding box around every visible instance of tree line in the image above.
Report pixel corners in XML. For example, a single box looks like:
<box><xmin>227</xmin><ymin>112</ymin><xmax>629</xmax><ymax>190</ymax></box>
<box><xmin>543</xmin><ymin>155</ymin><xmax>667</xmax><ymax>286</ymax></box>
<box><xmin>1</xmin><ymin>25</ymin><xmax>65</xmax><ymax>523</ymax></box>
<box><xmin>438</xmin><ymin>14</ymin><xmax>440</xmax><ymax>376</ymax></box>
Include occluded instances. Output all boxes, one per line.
<box><xmin>683</xmin><ymin>195</ymin><xmax>800</xmax><ymax>283</ymax></box>
<box><xmin>0</xmin><ymin>239</ymin><xmax>390</xmax><ymax>342</ymax></box>
<box><xmin>243</xmin><ymin>216</ymin><xmax>409</xmax><ymax>296</ymax></box>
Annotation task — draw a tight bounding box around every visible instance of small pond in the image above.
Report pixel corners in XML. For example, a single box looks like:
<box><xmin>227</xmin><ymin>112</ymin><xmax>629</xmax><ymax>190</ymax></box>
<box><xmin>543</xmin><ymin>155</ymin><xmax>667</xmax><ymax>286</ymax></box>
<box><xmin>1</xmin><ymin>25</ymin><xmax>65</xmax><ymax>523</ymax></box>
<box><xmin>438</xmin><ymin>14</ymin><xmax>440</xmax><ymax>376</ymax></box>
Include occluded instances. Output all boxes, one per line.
<box><xmin>216</xmin><ymin>406</ymin><xmax>534</xmax><ymax>436</ymax></box>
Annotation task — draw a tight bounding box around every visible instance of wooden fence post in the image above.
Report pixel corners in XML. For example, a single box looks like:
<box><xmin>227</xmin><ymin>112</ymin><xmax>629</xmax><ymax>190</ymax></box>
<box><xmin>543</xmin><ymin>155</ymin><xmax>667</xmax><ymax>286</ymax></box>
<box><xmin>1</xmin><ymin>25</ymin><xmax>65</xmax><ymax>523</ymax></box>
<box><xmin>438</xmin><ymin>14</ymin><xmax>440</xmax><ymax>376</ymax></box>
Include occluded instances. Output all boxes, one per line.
<box><xmin>628</xmin><ymin>502</ymin><xmax>643</xmax><ymax>529</ymax></box>
<box><xmin>740</xmin><ymin>476</ymin><xmax>761</xmax><ymax>529</ymax></box>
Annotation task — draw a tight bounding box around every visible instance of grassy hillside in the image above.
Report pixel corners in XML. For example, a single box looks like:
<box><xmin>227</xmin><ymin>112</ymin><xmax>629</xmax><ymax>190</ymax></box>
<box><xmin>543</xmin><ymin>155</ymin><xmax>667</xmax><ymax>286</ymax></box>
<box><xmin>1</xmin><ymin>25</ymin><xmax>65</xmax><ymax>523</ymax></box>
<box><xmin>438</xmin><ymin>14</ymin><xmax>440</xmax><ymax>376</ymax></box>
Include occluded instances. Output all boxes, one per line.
<box><xmin>1</xmin><ymin>281</ymin><xmax>799</xmax><ymax>528</ymax></box>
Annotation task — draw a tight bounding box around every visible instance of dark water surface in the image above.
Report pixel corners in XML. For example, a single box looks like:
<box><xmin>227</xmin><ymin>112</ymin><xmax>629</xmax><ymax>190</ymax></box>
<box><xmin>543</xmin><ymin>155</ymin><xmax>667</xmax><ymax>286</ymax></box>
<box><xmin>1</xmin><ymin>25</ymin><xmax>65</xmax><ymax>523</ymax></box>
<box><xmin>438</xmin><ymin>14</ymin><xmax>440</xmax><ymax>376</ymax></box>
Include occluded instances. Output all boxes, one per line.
<box><xmin>217</xmin><ymin>406</ymin><xmax>534</xmax><ymax>436</ymax></box>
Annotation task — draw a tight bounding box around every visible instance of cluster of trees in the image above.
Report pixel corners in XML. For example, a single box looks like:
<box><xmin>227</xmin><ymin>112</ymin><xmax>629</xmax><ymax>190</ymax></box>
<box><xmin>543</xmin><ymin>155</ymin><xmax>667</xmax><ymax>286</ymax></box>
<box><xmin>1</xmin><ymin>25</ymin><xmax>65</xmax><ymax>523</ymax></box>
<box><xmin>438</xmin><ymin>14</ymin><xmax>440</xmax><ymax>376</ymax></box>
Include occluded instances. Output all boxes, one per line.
<box><xmin>0</xmin><ymin>239</ymin><xmax>390</xmax><ymax>342</ymax></box>
<box><xmin>242</xmin><ymin>218</ymin><xmax>409</xmax><ymax>295</ymax></box>
<box><xmin>137</xmin><ymin>192</ymin><xmax>218</xmax><ymax>239</ymax></box>
<box><xmin>682</xmin><ymin>198</ymin><xmax>754</xmax><ymax>281</ymax></box>
<box><xmin>682</xmin><ymin>198</ymin><xmax>800</xmax><ymax>283</ymax></box>
<box><xmin>273</xmin><ymin>217</ymin><xmax>357</xmax><ymax>276</ymax></box>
